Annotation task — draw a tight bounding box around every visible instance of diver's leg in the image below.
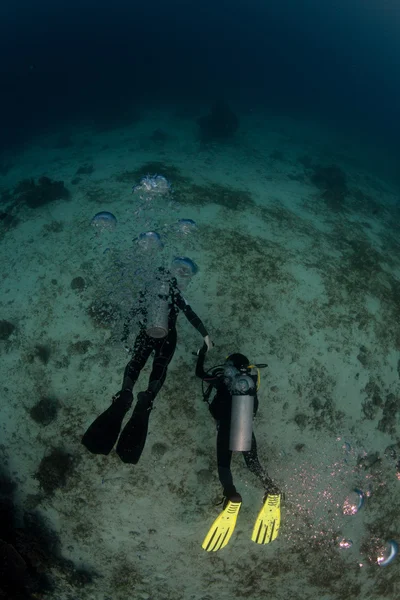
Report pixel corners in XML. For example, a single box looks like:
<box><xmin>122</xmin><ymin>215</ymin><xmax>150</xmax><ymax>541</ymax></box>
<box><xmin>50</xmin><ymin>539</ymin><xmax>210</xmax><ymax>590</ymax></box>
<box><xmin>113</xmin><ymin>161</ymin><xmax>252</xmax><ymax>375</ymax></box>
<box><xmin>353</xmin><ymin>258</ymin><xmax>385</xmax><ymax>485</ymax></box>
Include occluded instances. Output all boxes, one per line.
<box><xmin>243</xmin><ymin>434</ymin><xmax>279</xmax><ymax>494</ymax></box>
<box><xmin>116</xmin><ymin>329</ymin><xmax>177</xmax><ymax>464</ymax></box>
<box><xmin>202</xmin><ymin>418</ymin><xmax>242</xmax><ymax>552</ymax></box>
<box><xmin>216</xmin><ymin>419</ymin><xmax>240</xmax><ymax>501</ymax></box>
<box><xmin>145</xmin><ymin>328</ymin><xmax>177</xmax><ymax>397</ymax></box>
<box><xmin>81</xmin><ymin>330</ymin><xmax>153</xmax><ymax>455</ymax></box>
<box><xmin>201</xmin><ymin>408</ymin><xmax>244</xmax><ymax>552</ymax></box>
<box><xmin>245</xmin><ymin>435</ymin><xmax>281</xmax><ymax>545</ymax></box>
<box><xmin>122</xmin><ymin>329</ymin><xmax>154</xmax><ymax>390</ymax></box>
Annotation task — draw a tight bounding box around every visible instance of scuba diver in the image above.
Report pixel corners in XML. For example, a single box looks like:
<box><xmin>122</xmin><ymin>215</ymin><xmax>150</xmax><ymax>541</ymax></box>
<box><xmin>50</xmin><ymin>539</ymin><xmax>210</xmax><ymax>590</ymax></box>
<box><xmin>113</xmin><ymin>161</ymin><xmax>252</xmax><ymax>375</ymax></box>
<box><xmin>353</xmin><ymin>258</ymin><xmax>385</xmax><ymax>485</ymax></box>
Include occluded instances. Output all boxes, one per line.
<box><xmin>82</xmin><ymin>265</ymin><xmax>212</xmax><ymax>464</ymax></box>
<box><xmin>195</xmin><ymin>343</ymin><xmax>281</xmax><ymax>551</ymax></box>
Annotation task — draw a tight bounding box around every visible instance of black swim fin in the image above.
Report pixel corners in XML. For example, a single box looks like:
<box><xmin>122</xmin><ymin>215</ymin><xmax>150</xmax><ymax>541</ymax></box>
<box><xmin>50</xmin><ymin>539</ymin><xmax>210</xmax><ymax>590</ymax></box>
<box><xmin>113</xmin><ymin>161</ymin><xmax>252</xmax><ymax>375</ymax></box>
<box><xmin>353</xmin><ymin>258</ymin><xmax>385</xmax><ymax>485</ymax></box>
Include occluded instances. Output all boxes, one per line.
<box><xmin>81</xmin><ymin>390</ymin><xmax>133</xmax><ymax>455</ymax></box>
<box><xmin>116</xmin><ymin>391</ymin><xmax>153</xmax><ymax>464</ymax></box>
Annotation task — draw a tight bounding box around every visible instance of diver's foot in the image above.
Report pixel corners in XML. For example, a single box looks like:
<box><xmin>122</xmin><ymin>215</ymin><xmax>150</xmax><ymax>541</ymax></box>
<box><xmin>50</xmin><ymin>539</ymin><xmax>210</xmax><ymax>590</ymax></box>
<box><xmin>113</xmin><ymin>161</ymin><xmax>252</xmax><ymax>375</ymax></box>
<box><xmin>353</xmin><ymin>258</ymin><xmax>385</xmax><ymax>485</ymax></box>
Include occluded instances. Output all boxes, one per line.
<box><xmin>115</xmin><ymin>391</ymin><xmax>154</xmax><ymax>464</ymax></box>
<box><xmin>134</xmin><ymin>390</ymin><xmax>154</xmax><ymax>414</ymax></box>
<box><xmin>252</xmin><ymin>492</ymin><xmax>281</xmax><ymax>544</ymax></box>
<box><xmin>222</xmin><ymin>487</ymin><xmax>242</xmax><ymax>508</ymax></box>
<box><xmin>82</xmin><ymin>390</ymin><xmax>133</xmax><ymax>456</ymax></box>
<box><xmin>112</xmin><ymin>389</ymin><xmax>134</xmax><ymax>412</ymax></box>
<box><xmin>263</xmin><ymin>479</ymin><xmax>280</xmax><ymax>500</ymax></box>
<box><xmin>202</xmin><ymin>494</ymin><xmax>242</xmax><ymax>552</ymax></box>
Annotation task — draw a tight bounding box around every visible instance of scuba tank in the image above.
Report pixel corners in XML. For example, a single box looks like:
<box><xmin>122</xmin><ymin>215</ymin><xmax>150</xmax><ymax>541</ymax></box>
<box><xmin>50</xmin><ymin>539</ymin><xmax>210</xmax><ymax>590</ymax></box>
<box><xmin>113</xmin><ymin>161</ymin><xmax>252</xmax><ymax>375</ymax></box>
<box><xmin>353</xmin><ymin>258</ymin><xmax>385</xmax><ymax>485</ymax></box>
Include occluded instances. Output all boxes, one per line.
<box><xmin>145</xmin><ymin>279</ymin><xmax>170</xmax><ymax>338</ymax></box>
<box><xmin>199</xmin><ymin>354</ymin><xmax>267</xmax><ymax>452</ymax></box>
<box><xmin>228</xmin><ymin>371</ymin><xmax>256</xmax><ymax>452</ymax></box>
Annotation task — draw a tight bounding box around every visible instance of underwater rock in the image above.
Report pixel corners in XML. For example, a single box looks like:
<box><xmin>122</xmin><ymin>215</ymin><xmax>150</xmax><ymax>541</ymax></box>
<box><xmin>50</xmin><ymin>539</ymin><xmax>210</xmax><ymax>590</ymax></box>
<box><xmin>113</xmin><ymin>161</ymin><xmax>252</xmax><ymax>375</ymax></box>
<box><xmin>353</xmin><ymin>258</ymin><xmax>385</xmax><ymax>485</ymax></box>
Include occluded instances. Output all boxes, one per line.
<box><xmin>378</xmin><ymin>393</ymin><xmax>400</xmax><ymax>435</ymax></box>
<box><xmin>76</xmin><ymin>164</ymin><xmax>94</xmax><ymax>175</ymax></box>
<box><xmin>70</xmin><ymin>276</ymin><xmax>86</xmax><ymax>291</ymax></box>
<box><xmin>0</xmin><ymin>211</ymin><xmax>18</xmax><ymax>230</ymax></box>
<box><xmin>29</xmin><ymin>397</ymin><xmax>59</xmax><ymax>426</ymax></box>
<box><xmin>384</xmin><ymin>443</ymin><xmax>399</xmax><ymax>462</ymax></box>
<box><xmin>151</xmin><ymin>442</ymin><xmax>168</xmax><ymax>459</ymax></box>
<box><xmin>0</xmin><ymin>320</ymin><xmax>15</xmax><ymax>340</ymax></box>
<box><xmin>310</xmin><ymin>164</ymin><xmax>348</xmax><ymax>210</ymax></box>
<box><xmin>28</xmin><ymin>344</ymin><xmax>51</xmax><ymax>365</ymax></box>
<box><xmin>311</xmin><ymin>164</ymin><xmax>348</xmax><ymax>195</ymax></box>
<box><xmin>42</xmin><ymin>220</ymin><xmax>64</xmax><ymax>234</ymax></box>
<box><xmin>14</xmin><ymin>176</ymin><xmax>70</xmax><ymax>208</ymax></box>
<box><xmin>69</xmin><ymin>340</ymin><xmax>92</xmax><ymax>355</ymax></box>
<box><xmin>197</xmin><ymin>101</ymin><xmax>239</xmax><ymax>141</ymax></box>
<box><xmin>150</xmin><ymin>128</ymin><xmax>170</xmax><ymax>143</ymax></box>
<box><xmin>294</xmin><ymin>413</ymin><xmax>309</xmax><ymax>430</ymax></box>
<box><xmin>35</xmin><ymin>448</ymin><xmax>74</xmax><ymax>496</ymax></box>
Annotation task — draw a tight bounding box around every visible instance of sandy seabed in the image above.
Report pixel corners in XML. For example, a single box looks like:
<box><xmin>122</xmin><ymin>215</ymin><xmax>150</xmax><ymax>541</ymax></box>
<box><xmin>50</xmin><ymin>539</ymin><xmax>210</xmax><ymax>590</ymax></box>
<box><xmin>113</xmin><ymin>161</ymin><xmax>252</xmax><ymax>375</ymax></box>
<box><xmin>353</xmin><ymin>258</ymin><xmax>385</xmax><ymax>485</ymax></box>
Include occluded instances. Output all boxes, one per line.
<box><xmin>1</xmin><ymin>109</ymin><xmax>400</xmax><ymax>600</ymax></box>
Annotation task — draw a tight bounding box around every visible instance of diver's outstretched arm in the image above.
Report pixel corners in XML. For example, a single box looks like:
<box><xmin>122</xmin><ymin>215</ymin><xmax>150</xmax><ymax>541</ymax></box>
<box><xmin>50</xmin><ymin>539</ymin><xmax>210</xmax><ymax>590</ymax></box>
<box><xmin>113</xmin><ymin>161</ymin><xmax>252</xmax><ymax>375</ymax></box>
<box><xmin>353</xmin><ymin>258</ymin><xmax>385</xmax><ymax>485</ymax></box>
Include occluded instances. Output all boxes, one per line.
<box><xmin>195</xmin><ymin>343</ymin><xmax>220</xmax><ymax>381</ymax></box>
<box><xmin>195</xmin><ymin>343</ymin><xmax>208</xmax><ymax>379</ymax></box>
<box><xmin>174</xmin><ymin>289</ymin><xmax>209</xmax><ymax>336</ymax></box>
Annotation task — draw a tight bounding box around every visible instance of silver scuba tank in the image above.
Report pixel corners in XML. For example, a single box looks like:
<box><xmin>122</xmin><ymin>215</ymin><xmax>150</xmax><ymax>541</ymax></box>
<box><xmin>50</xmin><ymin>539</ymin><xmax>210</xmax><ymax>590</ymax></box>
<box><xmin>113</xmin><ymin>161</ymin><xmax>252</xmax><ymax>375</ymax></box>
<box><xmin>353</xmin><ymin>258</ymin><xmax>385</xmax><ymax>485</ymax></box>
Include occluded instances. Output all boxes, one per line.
<box><xmin>145</xmin><ymin>279</ymin><xmax>170</xmax><ymax>338</ymax></box>
<box><xmin>229</xmin><ymin>374</ymin><xmax>255</xmax><ymax>452</ymax></box>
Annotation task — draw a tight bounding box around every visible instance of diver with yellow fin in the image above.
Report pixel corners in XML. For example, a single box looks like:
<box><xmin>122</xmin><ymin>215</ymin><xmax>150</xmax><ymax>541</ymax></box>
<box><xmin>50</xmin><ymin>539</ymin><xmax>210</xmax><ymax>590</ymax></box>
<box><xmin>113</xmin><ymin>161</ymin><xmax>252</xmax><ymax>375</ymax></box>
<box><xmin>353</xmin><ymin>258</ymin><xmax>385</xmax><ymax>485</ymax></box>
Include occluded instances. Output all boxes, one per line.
<box><xmin>195</xmin><ymin>344</ymin><xmax>281</xmax><ymax>551</ymax></box>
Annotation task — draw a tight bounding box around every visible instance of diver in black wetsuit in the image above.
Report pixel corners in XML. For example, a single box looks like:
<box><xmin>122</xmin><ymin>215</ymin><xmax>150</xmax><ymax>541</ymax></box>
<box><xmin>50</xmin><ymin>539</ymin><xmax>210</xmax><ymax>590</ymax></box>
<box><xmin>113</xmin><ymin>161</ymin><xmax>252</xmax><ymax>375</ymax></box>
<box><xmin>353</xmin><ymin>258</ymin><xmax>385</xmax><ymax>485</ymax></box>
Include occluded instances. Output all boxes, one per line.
<box><xmin>195</xmin><ymin>344</ymin><xmax>278</xmax><ymax>502</ymax></box>
<box><xmin>82</xmin><ymin>267</ymin><xmax>212</xmax><ymax>463</ymax></box>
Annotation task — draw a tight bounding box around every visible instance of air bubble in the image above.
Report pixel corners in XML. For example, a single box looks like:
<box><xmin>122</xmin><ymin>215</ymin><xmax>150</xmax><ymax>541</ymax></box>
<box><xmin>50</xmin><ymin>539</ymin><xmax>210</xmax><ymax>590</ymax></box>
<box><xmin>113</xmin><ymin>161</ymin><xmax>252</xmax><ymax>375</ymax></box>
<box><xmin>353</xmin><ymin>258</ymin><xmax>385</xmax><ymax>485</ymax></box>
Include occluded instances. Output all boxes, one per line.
<box><xmin>137</xmin><ymin>231</ymin><xmax>164</xmax><ymax>251</ymax></box>
<box><xmin>377</xmin><ymin>540</ymin><xmax>398</xmax><ymax>566</ymax></box>
<box><xmin>342</xmin><ymin>489</ymin><xmax>364</xmax><ymax>515</ymax></box>
<box><xmin>90</xmin><ymin>211</ymin><xmax>117</xmax><ymax>230</ymax></box>
<box><xmin>176</xmin><ymin>218</ymin><xmax>197</xmax><ymax>235</ymax></box>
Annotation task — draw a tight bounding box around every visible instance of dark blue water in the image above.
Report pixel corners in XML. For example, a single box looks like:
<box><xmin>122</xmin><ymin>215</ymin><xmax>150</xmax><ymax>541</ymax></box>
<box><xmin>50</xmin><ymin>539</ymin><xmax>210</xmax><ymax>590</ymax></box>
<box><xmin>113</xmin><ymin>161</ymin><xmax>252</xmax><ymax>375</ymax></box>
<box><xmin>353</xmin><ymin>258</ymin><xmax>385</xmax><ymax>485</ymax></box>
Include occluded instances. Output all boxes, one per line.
<box><xmin>1</xmin><ymin>0</ymin><xmax>399</xmax><ymax>152</ymax></box>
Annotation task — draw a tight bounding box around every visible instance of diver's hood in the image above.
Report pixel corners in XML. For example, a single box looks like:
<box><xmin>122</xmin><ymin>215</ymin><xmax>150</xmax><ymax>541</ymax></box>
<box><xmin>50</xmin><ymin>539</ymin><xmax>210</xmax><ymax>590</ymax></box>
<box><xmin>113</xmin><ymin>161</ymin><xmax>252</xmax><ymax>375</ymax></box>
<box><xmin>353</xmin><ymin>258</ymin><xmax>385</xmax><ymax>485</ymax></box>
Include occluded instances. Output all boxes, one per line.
<box><xmin>226</xmin><ymin>353</ymin><xmax>250</xmax><ymax>370</ymax></box>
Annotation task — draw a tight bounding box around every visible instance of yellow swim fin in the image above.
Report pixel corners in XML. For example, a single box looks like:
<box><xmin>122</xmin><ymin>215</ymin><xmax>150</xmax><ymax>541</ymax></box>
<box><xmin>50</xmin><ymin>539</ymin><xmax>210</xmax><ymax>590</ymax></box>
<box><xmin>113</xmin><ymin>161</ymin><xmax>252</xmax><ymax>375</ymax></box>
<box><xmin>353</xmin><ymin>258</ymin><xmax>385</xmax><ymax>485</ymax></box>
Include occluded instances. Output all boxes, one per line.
<box><xmin>202</xmin><ymin>499</ymin><xmax>242</xmax><ymax>552</ymax></box>
<box><xmin>251</xmin><ymin>493</ymin><xmax>281</xmax><ymax>544</ymax></box>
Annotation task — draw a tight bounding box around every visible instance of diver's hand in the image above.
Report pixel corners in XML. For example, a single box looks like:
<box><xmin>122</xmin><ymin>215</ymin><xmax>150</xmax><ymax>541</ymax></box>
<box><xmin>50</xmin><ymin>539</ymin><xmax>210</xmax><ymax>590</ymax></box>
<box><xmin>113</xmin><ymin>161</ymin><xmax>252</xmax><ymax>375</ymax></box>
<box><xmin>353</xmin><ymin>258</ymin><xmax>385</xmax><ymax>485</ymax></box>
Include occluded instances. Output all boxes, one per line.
<box><xmin>194</xmin><ymin>342</ymin><xmax>208</xmax><ymax>356</ymax></box>
<box><xmin>204</xmin><ymin>335</ymin><xmax>213</xmax><ymax>352</ymax></box>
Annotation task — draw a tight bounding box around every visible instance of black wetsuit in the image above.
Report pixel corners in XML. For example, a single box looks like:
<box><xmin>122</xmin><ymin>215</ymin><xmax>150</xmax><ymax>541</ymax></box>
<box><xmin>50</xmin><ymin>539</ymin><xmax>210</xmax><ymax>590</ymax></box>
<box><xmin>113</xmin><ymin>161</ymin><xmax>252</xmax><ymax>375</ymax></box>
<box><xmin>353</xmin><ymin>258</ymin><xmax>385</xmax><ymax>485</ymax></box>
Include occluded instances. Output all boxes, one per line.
<box><xmin>82</xmin><ymin>276</ymin><xmax>208</xmax><ymax>461</ymax></box>
<box><xmin>196</xmin><ymin>350</ymin><xmax>273</xmax><ymax>499</ymax></box>
<box><xmin>122</xmin><ymin>278</ymin><xmax>208</xmax><ymax>397</ymax></box>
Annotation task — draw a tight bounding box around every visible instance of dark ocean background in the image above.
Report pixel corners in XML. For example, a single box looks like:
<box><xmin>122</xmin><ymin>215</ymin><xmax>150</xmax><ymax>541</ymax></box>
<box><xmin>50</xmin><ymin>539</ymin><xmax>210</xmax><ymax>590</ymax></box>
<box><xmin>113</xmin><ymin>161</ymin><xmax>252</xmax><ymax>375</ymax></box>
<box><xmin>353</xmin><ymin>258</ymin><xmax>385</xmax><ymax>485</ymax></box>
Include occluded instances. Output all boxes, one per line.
<box><xmin>1</xmin><ymin>0</ymin><xmax>399</xmax><ymax>161</ymax></box>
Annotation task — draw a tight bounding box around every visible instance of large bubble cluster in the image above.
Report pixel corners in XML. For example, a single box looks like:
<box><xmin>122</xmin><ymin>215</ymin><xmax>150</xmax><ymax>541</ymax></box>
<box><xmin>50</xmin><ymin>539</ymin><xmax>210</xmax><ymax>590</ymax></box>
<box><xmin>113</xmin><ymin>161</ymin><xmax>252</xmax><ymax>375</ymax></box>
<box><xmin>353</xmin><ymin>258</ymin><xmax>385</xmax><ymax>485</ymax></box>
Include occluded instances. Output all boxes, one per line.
<box><xmin>88</xmin><ymin>174</ymin><xmax>200</xmax><ymax>342</ymax></box>
<box><xmin>276</xmin><ymin>435</ymin><xmax>399</xmax><ymax>572</ymax></box>
<box><xmin>132</xmin><ymin>174</ymin><xmax>171</xmax><ymax>195</ymax></box>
